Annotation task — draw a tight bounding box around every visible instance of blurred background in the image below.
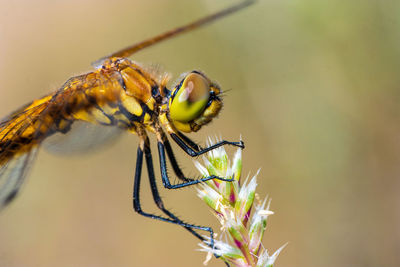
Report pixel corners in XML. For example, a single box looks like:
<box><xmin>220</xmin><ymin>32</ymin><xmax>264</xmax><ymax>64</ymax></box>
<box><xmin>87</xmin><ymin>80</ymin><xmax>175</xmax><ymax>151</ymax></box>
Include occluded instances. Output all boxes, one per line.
<box><xmin>1</xmin><ymin>0</ymin><xmax>400</xmax><ymax>266</ymax></box>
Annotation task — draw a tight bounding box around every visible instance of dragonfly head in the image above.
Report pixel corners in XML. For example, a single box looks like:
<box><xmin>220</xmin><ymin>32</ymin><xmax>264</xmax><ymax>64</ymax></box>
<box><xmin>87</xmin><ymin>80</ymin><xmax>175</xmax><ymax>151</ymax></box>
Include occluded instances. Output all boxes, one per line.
<box><xmin>167</xmin><ymin>71</ymin><xmax>222</xmax><ymax>133</ymax></box>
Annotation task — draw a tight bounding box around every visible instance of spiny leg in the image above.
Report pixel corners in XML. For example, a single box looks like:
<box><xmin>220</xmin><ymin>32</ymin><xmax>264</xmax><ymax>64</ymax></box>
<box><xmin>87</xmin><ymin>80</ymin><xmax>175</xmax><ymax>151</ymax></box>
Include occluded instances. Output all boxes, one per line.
<box><xmin>132</xmin><ymin>136</ymin><xmax>215</xmax><ymax>247</ymax></box>
<box><xmin>162</xmin><ymin>135</ymin><xmax>226</xmax><ymax>184</ymax></box>
<box><xmin>152</xmin><ymin>126</ymin><xmax>243</xmax><ymax>188</ymax></box>
<box><xmin>162</xmin><ymin>137</ymin><xmax>191</xmax><ymax>183</ymax></box>
<box><xmin>162</xmin><ymin>136</ymin><xmax>219</xmax><ymax>184</ymax></box>
<box><xmin>170</xmin><ymin>132</ymin><xmax>244</xmax><ymax>157</ymax></box>
<box><xmin>175</xmin><ymin>132</ymin><xmax>243</xmax><ymax>154</ymax></box>
<box><xmin>176</xmin><ymin>132</ymin><xmax>202</xmax><ymax>152</ymax></box>
<box><xmin>163</xmin><ymin>132</ymin><xmax>207</xmax><ymax>182</ymax></box>
<box><xmin>144</xmin><ymin>136</ymin><xmax>213</xmax><ymax>242</ymax></box>
<box><xmin>158</xmin><ymin>139</ymin><xmax>235</xmax><ymax>189</ymax></box>
<box><xmin>144</xmin><ymin>135</ymin><xmax>231</xmax><ymax>266</ymax></box>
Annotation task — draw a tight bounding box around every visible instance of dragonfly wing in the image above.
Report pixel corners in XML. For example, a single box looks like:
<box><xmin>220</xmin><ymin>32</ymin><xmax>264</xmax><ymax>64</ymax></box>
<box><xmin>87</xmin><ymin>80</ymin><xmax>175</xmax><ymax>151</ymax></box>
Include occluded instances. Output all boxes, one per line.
<box><xmin>0</xmin><ymin>70</ymin><xmax>124</xmax><ymax>209</ymax></box>
<box><xmin>0</xmin><ymin>94</ymin><xmax>54</xmax><ymax>209</ymax></box>
<box><xmin>93</xmin><ymin>0</ymin><xmax>255</xmax><ymax>64</ymax></box>
<box><xmin>0</xmin><ymin>147</ymin><xmax>38</xmax><ymax>209</ymax></box>
<box><xmin>43</xmin><ymin>121</ymin><xmax>123</xmax><ymax>155</ymax></box>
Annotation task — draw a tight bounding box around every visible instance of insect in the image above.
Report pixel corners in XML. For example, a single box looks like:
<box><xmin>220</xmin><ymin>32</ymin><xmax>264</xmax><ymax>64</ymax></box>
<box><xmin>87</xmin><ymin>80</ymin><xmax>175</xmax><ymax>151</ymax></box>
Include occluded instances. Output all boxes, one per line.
<box><xmin>0</xmin><ymin>0</ymin><xmax>253</xmax><ymax>256</ymax></box>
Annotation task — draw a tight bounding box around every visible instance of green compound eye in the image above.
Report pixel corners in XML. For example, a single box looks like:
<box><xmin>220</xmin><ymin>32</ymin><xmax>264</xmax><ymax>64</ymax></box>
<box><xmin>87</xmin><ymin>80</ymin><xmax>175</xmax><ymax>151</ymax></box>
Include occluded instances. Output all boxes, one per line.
<box><xmin>169</xmin><ymin>73</ymin><xmax>210</xmax><ymax>122</ymax></box>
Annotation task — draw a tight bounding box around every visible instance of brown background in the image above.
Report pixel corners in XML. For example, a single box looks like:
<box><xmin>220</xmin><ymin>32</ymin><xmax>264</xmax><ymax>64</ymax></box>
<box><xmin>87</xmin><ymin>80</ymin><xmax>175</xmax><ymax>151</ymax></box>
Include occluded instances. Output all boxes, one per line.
<box><xmin>1</xmin><ymin>0</ymin><xmax>400</xmax><ymax>266</ymax></box>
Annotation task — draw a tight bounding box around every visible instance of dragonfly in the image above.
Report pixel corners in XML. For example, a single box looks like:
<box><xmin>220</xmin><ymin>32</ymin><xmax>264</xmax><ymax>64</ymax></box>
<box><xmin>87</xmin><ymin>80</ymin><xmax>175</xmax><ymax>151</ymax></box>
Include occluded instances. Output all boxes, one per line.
<box><xmin>0</xmin><ymin>0</ymin><xmax>253</xmax><ymax>256</ymax></box>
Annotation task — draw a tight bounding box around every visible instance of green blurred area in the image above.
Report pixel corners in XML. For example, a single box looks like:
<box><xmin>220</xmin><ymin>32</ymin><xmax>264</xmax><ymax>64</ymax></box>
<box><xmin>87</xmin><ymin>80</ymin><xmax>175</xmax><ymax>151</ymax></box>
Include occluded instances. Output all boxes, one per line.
<box><xmin>1</xmin><ymin>0</ymin><xmax>400</xmax><ymax>266</ymax></box>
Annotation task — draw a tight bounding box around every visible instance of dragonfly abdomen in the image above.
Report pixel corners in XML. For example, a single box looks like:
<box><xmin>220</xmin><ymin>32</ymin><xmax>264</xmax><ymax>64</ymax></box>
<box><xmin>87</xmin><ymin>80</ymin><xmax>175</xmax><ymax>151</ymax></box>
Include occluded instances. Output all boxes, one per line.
<box><xmin>0</xmin><ymin>97</ymin><xmax>50</xmax><ymax>164</ymax></box>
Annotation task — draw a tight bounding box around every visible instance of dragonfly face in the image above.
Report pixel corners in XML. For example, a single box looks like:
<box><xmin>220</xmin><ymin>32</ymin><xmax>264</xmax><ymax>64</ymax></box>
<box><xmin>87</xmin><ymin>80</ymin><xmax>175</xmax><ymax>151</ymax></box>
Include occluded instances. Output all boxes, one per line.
<box><xmin>0</xmin><ymin>0</ymin><xmax>254</xmax><ymax>265</ymax></box>
<box><xmin>165</xmin><ymin>71</ymin><xmax>222</xmax><ymax>133</ymax></box>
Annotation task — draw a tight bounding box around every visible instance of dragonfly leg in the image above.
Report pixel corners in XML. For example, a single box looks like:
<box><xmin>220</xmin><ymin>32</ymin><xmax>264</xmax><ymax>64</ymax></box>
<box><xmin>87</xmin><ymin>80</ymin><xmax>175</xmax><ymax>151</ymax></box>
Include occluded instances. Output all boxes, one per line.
<box><xmin>158</xmin><ymin>139</ymin><xmax>235</xmax><ymax>189</ymax></box>
<box><xmin>134</xmin><ymin>137</ymin><xmax>231</xmax><ymax>266</ymax></box>
<box><xmin>132</xmin><ymin>136</ymin><xmax>215</xmax><ymax>247</ymax></box>
<box><xmin>156</xmin><ymin>137</ymin><xmax>232</xmax><ymax>265</ymax></box>
<box><xmin>176</xmin><ymin>132</ymin><xmax>202</xmax><ymax>152</ymax></box>
<box><xmin>162</xmin><ymin>136</ymin><xmax>191</xmax><ymax>183</ymax></box>
<box><xmin>161</xmin><ymin>129</ymin><xmax>239</xmax><ymax>184</ymax></box>
<box><xmin>170</xmin><ymin>133</ymin><xmax>244</xmax><ymax>157</ymax></box>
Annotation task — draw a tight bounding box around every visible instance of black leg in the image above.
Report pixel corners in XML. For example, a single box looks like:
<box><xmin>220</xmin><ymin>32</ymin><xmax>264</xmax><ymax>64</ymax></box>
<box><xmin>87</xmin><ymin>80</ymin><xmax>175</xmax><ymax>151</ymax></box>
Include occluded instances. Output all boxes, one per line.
<box><xmin>144</xmin><ymin>138</ymin><xmax>231</xmax><ymax>266</ymax></box>
<box><xmin>144</xmin><ymin>138</ymin><xmax>212</xmax><ymax>241</ymax></box>
<box><xmin>163</xmin><ymin>137</ymin><xmax>191</xmax><ymax>182</ymax></box>
<box><xmin>170</xmin><ymin>133</ymin><xmax>244</xmax><ymax>157</ymax></box>
<box><xmin>158</xmin><ymin>140</ymin><xmax>235</xmax><ymax>189</ymax></box>
<box><xmin>132</xmin><ymin>138</ymin><xmax>215</xmax><ymax>247</ymax></box>
<box><xmin>176</xmin><ymin>132</ymin><xmax>202</xmax><ymax>152</ymax></box>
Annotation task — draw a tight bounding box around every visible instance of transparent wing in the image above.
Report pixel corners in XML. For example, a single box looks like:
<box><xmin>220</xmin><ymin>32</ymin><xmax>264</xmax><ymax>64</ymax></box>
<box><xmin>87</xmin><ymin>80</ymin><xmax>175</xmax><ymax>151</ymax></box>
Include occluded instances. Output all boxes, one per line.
<box><xmin>0</xmin><ymin>147</ymin><xmax>38</xmax><ymax>210</ymax></box>
<box><xmin>43</xmin><ymin>121</ymin><xmax>123</xmax><ymax>155</ymax></box>
<box><xmin>93</xmin><ymin>0</ymin><xmax>255</xmax><ymax>65</ymax></box>
<box><xmin>0</xmin><ymin>71</ymin><xmax>124</xmax><ymax>209</ymax></box>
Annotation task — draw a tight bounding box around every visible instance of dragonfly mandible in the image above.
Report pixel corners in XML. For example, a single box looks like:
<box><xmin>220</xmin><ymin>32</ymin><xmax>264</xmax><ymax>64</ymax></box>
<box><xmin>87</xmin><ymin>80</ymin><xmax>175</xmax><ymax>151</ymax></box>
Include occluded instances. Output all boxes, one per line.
<box><xmin>0</xmin><ymin>0</ymin><xmax>254</xmax><ymax>255</ymax></box>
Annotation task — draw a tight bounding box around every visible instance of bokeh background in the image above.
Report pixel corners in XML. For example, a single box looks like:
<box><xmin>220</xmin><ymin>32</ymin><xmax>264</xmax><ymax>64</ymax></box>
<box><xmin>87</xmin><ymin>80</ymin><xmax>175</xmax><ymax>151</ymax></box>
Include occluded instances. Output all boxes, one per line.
<box><xmin>1</xmin><ymin>0</ymin><xmax>400</xmax><ymax>266</ymax></box>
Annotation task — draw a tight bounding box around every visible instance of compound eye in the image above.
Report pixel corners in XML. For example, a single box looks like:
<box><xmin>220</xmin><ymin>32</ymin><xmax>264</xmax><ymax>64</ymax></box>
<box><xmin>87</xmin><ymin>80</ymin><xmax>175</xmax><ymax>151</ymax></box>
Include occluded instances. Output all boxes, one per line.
<box><xmin>170</xmin><ymin>72</ymin><xmax>210</xmax><ymax>122</ymax></box>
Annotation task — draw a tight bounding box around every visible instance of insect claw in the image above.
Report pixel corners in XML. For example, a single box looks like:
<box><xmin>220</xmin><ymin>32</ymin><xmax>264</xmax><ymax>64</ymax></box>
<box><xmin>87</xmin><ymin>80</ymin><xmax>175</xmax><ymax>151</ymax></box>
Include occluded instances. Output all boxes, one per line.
<box><xmin>231</xmin><ymin>140</ymin><xmax>245</xmax><ymax>149</ymax></box>
<box><xmin>239</xmin><ymin>140</ymin><xmax>245</xmax><ymax>149</ymax></box>
<box><xmin>215</xmin><ymin>176</ymin><xmax>235</xmax><ymax>182</ymax></box>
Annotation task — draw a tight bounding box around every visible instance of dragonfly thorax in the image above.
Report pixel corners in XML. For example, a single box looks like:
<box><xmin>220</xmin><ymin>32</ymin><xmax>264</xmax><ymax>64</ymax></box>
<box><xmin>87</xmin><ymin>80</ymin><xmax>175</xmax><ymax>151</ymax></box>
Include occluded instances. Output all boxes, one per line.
<box><xmin>104</xmin><ymin>58</ymin><xmax>223</xmax><ymax>133</ymax></box>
